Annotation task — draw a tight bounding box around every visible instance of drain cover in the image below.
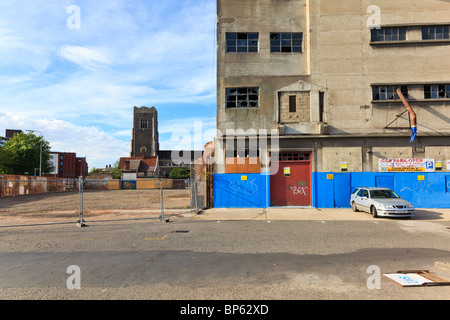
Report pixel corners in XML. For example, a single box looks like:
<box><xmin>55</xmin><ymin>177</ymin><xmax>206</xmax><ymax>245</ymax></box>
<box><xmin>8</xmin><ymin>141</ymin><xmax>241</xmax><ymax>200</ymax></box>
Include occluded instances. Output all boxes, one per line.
<box><xmin>172</xmin><ymin>229</ymin><xmax>189</xmax><ymax>233</ymax></box>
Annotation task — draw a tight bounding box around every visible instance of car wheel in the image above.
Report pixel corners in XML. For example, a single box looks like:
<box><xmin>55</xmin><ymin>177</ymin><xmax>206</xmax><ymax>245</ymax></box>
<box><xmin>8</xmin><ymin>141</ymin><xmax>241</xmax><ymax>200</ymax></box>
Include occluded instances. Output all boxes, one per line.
<box><xmin>351</xmin><ymin>202</ymin><xmax>359</xmax><ymax>212</ymax></box>
<box><xmin>371</xmin><ymin>206</ymin><xmax>378</xmax><ymax>218</ymax></box>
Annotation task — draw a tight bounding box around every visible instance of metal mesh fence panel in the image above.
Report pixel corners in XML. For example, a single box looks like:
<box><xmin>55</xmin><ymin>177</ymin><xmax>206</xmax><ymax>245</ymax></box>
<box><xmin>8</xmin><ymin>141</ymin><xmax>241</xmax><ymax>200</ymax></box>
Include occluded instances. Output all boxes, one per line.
<box><xmin>0</xmin><ymin>178</ymin><xmax>79</xmax><ymax>219</ymax></box>
<box><xmin>0</xmin><ymin>177</ymin><xmax>205</xmax><ymax>226</ymax></box>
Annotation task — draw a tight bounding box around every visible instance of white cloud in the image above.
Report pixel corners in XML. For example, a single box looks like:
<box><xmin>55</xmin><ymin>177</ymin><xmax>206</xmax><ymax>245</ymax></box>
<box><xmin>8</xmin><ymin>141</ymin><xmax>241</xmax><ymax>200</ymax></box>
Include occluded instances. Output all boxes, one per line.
<box><xmin>159</xmin><ymin>117</ymin><xmax>216</xmax><ymax>150</ymax></box>
<box><xmin>0</xmin><ymin>0</ymin><xmax>217</xmax><ymax>167</ymax></box>
<box><xmin>0</xmin><ymin>112</ymin><xmax>129</xmax><ymax>169</ymax></box>
<box><xmin>57</xmin><ymin>45</ymin><xmax>114</xmax><ymax>71</ymax></box>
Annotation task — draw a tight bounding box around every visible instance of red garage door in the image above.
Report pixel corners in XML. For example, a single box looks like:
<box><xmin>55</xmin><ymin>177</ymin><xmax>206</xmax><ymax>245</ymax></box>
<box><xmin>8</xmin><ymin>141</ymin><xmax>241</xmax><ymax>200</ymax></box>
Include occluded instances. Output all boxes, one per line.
<box><xmin>270</xmin><ymin>152</ymin><xmax>312</xmax><ymax>206</ymax></box>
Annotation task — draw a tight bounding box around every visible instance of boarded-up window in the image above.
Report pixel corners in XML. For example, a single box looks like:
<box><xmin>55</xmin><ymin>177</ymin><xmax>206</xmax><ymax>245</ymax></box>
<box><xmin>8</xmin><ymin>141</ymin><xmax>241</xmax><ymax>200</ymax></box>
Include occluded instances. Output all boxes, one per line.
<box><xmin>279</xmin><ymin>92</ymin><xmax>310</xmax><ymax>123</ymax></box>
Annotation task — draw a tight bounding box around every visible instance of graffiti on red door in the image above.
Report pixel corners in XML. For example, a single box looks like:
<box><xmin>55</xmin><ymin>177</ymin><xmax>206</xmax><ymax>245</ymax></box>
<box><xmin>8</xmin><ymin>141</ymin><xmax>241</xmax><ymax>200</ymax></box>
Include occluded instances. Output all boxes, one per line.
<box><xmin>289</xmin><ymin>185</ymin><xmax>309</xmax><ymax>197</ymax></box>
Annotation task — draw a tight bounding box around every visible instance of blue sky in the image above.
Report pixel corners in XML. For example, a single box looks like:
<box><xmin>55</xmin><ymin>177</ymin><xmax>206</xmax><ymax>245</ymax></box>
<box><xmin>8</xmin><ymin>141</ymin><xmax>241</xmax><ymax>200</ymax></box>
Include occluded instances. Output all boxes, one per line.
<box><xmin>0</xmin><ymin>0</ymin><xmax>217</xmax><ymax>169</ymax></box>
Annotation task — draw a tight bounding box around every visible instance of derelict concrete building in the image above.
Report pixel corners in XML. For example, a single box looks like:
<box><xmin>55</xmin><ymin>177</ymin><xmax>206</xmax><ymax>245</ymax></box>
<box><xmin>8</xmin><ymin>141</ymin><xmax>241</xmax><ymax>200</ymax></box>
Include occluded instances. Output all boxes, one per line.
<box><xmin>214</xmin><ymin>0</ymin><xmax>450</xmax><ymax>208</ymax></box>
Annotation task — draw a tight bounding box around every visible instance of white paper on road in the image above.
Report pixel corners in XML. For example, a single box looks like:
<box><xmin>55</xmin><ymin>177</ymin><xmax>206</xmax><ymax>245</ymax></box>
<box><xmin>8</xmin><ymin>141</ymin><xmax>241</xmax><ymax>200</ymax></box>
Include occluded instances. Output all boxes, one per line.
<box><xmin>383</xmin><ymin>273</ymin><xmax>434</xmax><ymax>286</ymax></box>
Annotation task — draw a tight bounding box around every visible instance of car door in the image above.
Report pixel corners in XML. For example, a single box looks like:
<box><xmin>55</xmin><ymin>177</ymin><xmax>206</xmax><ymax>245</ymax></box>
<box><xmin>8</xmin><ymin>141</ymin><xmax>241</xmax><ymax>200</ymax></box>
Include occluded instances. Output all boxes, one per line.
<box><xmin>356</xmin><ymin>189</ymin><xmax>370</xmax><ymax>212</ymax></box>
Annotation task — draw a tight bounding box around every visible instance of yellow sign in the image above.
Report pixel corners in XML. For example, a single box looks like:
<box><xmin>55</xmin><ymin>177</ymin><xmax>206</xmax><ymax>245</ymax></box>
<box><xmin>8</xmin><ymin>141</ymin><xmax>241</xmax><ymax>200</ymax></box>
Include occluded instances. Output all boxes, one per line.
<box><xmin>418</xmin><ymin>175</ymin><xmax>425</xmax><ymax>181</ymax></box>
<box><xmin>387</xmin><ymin>167</ymin><xmax>425</xmax><ymax>172</ymax></box>
<box><xmin>340</xmin><ymin>162</ymin><xmax>348</xmax><ymax>172</ymax></box>
<box><xmin>327</xmin><ymin>174</ymin><xmax>334</xmax><ymax>180</ymax></box>
<box><xmin>241</xmin><ymin>175</ymin><xmax>247</xmax><ymax>181</ymax></box>
<box><xmin>284</xmin><ymin>167</ymin><xmax>291</xmax><ymax>177</ymax></box>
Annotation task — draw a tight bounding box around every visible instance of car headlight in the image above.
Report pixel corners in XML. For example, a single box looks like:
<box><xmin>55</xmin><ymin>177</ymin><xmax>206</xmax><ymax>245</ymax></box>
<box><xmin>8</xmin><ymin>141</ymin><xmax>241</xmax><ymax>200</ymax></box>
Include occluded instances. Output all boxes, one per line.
<box><xmin>379</xmin><ymin>204</ymin><xmax>394</xmax><ymax>209</ymax></box>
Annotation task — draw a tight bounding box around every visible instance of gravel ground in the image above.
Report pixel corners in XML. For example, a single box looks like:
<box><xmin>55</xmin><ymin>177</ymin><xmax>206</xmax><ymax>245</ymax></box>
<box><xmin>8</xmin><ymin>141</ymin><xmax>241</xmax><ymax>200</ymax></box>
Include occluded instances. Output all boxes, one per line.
<box><xmin>0</xmin><ymin>189</ymin><xmax>190</xmax><ymax>218</ymax></box>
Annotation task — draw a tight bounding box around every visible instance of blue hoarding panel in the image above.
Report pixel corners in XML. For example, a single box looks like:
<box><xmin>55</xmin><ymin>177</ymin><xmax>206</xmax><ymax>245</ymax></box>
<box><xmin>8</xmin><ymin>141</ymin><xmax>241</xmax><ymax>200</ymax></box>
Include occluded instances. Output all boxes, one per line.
<box><xmin>313</xmin><ymin>172</ymin><xmax>450</xmax><ymax>209</ymax></box>
<box><xmin>214</xmin><ymin>174</ymin><xmax>270</xmax><ymax>208</ymax></box>
<box><xmin>214</xmin><ymin>172</ymin><xmax>450</xmax><ymax>209</ymax></box>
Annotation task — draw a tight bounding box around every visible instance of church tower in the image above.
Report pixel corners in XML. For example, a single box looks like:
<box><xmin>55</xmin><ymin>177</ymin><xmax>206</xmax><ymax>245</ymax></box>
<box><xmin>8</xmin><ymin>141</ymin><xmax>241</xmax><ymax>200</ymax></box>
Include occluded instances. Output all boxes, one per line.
<box><xmin>131</xmin><ymin>106</ymin><xmax>159</xmax><ymax>157</ymax></box>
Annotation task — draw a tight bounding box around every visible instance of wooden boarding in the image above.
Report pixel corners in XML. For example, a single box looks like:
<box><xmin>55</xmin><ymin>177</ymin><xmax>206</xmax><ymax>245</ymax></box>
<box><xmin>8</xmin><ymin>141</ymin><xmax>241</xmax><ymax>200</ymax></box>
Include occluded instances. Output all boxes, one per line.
<box><xmin>383</xmin><ymin>270</ymin><xmax>450</xmax><ymax>287</ymax></box>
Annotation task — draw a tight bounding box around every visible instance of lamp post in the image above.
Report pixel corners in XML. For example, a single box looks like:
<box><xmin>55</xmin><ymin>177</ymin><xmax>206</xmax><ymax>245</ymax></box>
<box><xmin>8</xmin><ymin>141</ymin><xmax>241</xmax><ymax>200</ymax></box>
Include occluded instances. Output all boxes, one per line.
<box><xmin>26</xmin><ymin>130</ymin><xmax>43</xmax><ymax>176</ymax></box>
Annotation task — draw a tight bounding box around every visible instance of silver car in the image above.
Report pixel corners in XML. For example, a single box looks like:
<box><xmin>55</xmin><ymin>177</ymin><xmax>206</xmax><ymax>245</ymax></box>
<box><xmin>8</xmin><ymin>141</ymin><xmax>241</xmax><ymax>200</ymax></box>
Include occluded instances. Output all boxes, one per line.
<box><xmin>350</xmin><ymin>187</ymin><xmax>415</xmax><ymax>218</ymax></box>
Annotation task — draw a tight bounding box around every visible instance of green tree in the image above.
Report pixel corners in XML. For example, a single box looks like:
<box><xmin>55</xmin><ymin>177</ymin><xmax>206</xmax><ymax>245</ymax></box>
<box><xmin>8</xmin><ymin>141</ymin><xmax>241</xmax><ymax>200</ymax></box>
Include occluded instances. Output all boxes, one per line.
<box><xmin>0</xmin><ymin>132</ymin><xmax>53</xmax><ymax>175</ymax></box>
<box><xmin>169</xmin><ymin>167</ymin><xmax>190</xmax><ymax>179</ymax></box>
<box><xmin>111</xmin><ymin>159</ymin><xmax>122</xmax><ymax>179</ymax></box>
<box><xmin>88</xmin><ymin>167</ymin><xmax>101</xmax><ymax>175</ymax></box>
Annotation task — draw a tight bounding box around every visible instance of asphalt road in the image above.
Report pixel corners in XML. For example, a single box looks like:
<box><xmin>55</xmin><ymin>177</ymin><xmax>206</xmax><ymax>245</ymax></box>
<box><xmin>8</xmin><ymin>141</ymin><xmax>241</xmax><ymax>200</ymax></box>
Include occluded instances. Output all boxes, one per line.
<box><xmin>0</xmin><ymin>216</ymin><xmax>449</xmax><ymax>301</ymax></box>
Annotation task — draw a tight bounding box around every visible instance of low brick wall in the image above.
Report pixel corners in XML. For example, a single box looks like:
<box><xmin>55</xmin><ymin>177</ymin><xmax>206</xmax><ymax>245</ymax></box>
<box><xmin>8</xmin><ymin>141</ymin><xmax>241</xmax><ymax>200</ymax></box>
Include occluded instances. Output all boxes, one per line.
<box><xmin>0</xmin><ymin>175</ymin><xmax>78</xmax><ymax>197</ymax></box>
<box><xmin>0</xmin><ymin>175</ymin><xmax>188</xmax><ymax>197</ymax></box>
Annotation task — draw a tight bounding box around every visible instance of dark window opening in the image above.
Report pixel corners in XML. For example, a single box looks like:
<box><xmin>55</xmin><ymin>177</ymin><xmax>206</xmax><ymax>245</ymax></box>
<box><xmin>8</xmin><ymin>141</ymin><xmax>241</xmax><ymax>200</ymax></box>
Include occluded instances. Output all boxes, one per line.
<box><xmin>279</xmin><ymin>152</ymin><xmax>310</xmax><ymax>162</ymax></box>
<box><xmin>372</xmin><ymin>86</ymin><xmax>408</xmax><ymax>101</ymax></box>
<box><xmin>226</xmin><ymin>33</ymin><xmax>259</xmax><ymax>53</ymax></box>
<box><xmin>289</xmin><ymin>96</ymin><xmax>296</xmax><ymax>112</ymax></box>
<box><xmin>319</xmin><ymin>91</ymin><xmax>325</xmax><ymax>122</ymax></box>
<box><xmin>424</xmin><ymin>84</ymin><xmax>450</xmax><ymax>99</ymax></box>
<box><xmin>371</xmin><ymin>27</ymin><xmax>406</xmax><ymax>42</ymax></box>
<box><xmin>140</xmin><ymin>118</ymin><xmax>148</xmax><ymax>129</ymax></box>
<box><xmin>270</xmin><ymin>33</ymin><xmax>303</xmax><ymax>53</ymax></box>
<box><xmin>422</xmin><ymin>26</ymin><xmax>450</xmax><ymax>40</ymax></box>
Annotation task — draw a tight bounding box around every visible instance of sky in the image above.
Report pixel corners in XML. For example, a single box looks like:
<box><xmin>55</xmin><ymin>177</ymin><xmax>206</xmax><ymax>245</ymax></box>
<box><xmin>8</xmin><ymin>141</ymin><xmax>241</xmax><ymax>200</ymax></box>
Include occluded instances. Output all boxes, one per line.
<box><xmin>0</xmin><ymin>0</ymin><xmax>217</xmax><ymax>169</ymax></box>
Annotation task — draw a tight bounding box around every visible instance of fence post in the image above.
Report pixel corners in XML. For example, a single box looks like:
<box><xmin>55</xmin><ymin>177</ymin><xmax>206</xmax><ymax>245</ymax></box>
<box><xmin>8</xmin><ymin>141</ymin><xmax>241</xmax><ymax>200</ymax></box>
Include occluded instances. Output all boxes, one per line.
<box><xmin>159</xmin><ymin>178</ymin><xmax>164</xmax><ymax>221</ymax></box>
<box><xmin>77</xmin><ymin>176</ymin><xmax>86</xmax><ymax>227</ymax></box>
<box><xmin>194</xmin><ymin>179</ymin><xmax>198</xmax><ymax>211</ymax></box>
<box><xmin>188</xmin><ymin>179</ymin><xmax>192</xmax><ymax>210</ymax></box>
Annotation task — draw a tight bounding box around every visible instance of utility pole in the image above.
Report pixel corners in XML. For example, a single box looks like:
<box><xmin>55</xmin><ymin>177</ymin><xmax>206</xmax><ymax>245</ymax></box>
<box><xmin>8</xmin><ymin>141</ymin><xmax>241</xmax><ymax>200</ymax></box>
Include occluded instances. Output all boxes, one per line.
<box><xmin>26</xmin><ymin>130</ymin><xmax>43</xmax><ymax>176</ymax></box>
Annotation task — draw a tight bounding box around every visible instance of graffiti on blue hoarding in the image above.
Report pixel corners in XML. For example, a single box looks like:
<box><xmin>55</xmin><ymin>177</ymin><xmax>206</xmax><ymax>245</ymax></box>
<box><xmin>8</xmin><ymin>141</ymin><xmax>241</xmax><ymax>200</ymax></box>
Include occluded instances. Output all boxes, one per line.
<box><xmin>400</xmin><ymin>181</ymin><xmax>436</xmax><ymax>193</ymax></box>
<box><xmin>229</xmin><ymin>179</ymin><xmax>259</xmax><ymax>196</ymax></box>
<box><xmin>121</xmin><ymin>180</ymin><xmax>136</xmax><ymax>190</ymax></box>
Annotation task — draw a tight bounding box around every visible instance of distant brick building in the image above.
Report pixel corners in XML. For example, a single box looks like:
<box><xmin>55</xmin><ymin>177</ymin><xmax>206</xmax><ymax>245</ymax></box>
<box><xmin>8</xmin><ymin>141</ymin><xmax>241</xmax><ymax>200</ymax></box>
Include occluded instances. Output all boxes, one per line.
<box><xmin>119</xmin><ymin>155</ymin><xmax>159</xmax><ymax>180</ymax></box>
<box><xmin>48</xmin><ymin>152</ymin><xmax>88</xmax><ymax>178</ymax></box>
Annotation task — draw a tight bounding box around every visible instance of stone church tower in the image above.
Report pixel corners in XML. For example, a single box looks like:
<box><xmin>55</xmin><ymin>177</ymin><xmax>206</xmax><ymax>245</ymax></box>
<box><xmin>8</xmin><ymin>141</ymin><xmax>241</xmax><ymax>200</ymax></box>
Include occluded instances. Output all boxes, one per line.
<box><xmin>130</xmin><ymin>106</ymin><xmax>159</xmax><ymax>157</ymax></box>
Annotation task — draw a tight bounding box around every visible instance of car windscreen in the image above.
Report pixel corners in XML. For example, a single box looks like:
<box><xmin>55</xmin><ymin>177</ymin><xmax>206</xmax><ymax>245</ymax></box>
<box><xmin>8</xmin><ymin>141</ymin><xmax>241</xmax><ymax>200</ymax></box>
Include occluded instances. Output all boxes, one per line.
<box><xmin>369</xmin><ymin>190</ymin><xmax>399</xmax><ymax>199</ymax></box>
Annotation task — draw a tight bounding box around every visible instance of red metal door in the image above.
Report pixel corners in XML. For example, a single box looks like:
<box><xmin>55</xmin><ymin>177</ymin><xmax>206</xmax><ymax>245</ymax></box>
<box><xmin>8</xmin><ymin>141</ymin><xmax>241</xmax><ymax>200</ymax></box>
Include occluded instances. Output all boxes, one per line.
<box><xmin>270</xmin><ymin>153</ymin><xmax>311</xmax><ymax>206</ymax></box>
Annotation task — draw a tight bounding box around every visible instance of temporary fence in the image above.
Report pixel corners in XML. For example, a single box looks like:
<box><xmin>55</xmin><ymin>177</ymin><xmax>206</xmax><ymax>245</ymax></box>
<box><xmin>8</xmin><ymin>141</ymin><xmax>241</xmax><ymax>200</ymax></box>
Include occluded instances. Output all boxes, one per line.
<box><xmin>0</xmin><ymin>177</ymin><xmax>206</xmax><ymax>227</ymax></box>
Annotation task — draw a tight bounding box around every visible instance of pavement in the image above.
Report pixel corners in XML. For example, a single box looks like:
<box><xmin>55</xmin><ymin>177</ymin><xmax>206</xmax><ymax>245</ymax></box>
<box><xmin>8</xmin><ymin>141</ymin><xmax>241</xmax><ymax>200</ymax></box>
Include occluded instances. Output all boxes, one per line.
<box><xmin>1</xmin><ymin>207</ymin><xmax>450</xmax><ymax>227</ymax></box>
<box><xmin>195</xmin><ymin>207</ymin><xmax>450</xmax><ymax>221</ymax></box>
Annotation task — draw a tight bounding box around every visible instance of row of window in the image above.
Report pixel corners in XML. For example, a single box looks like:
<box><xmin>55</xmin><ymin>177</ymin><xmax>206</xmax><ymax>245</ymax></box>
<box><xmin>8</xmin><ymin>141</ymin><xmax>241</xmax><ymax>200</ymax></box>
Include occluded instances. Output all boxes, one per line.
<box><xmin>225</xmin><ymin>84</ymin><xmax>450</xmax><ymax>109</ymax></box>
<box><xmin>373</xmin><ymin>85</ymin><xmax>450</xmax><ymax>101</ymax></box>
<box><xmin>371</xmin><ymin>25</ymin><xmax>450</xmax><ymax>42</ymax></box>
<box><xmin>226</xmin><ymin>32</ymin><xmax>303</xmax><ymax>53</ymax></box>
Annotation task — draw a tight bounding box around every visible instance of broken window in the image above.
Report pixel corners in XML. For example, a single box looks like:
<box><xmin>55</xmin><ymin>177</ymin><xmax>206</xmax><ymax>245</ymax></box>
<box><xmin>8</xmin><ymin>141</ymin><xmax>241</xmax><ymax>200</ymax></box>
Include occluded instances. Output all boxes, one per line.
<box><xmin>270</xmin><ymin>33</ymin><xmax>303</xmax><ymax>53</ymax></box>
<box><xmin>372</xmin><ymin>86</ymin><xmax>408</xmax><ymax>101</ymax></box>
<box><xmin>422</xmin><ymin>26</ymin><xmax>450</xmax><ymax>40</ymax></box>
<box><xmin>226</xmin><ymin>33</ymin><xmax>259</xmax><ymax>53</ymax></box>
<box><xmin>371</xmin><ymin>27</ymin><xmax>406</xmax><ymax>42</ymax></box>
<box><xmin>424</xmin><ymin>84</ymin><xmax>450</xmax><ymax>99</ymax></box>
<box><xmin>226</xmin><ymin>87</ymin><xmax>259</xmax><ymax>108</ymax></box>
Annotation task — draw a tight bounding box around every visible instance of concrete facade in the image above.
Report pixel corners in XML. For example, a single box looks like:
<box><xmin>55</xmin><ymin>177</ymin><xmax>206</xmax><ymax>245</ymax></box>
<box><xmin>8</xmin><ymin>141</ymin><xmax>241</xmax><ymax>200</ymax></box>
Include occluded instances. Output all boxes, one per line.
<box><xmin>215</xmin><ymin>0</ymin><xmax>450</xmax><ymax>208</ymax></box>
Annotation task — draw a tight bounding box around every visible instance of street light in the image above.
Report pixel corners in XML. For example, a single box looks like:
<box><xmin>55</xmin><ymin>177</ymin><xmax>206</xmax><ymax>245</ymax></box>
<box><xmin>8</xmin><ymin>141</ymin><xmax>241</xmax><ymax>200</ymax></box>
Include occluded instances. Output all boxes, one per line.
<box><xmin>26</xmin><ymin>130</ymin><xmax>43</xmax><ymax>176</ymax></box>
